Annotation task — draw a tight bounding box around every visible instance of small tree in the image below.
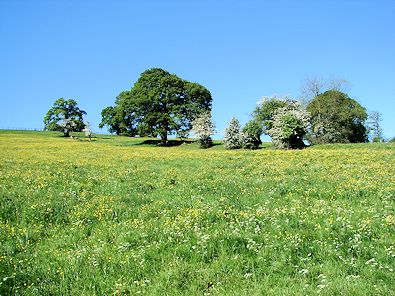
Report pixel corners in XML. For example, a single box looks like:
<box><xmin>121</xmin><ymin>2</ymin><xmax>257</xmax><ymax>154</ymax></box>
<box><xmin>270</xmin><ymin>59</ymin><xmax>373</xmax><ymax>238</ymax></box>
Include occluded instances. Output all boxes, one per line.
<box><xmin>224</xmin><ymin>117</ymin><xmax>242</xmax><ymax>149</ymax></box>
<box><xmin>241</xmin><ymin>120</ymin><xmax>262</xmax><ymax>149</ymax></box>
<box><xmin>191</xmin><ymin>111</ymin><xmax>215</xmax><ymax>148</ymax></box>
<box><xmin>44</xmin><ymin>98</ymin><xmax>86</xmax><ymax>136</ymax></box>
<box><xmin>83</xmin><ymin>121</ymin><xmax>93</xmax><ymax>141</ymax></box>
<box><xmin>368</xmin><ymin>111</ymin><xmax>383</xmax><ymax>142</ymax></box>
<box><xmin>267</xmin><ymin>102</ymin><xmax>310</xmax><ymax>149</ymax></box>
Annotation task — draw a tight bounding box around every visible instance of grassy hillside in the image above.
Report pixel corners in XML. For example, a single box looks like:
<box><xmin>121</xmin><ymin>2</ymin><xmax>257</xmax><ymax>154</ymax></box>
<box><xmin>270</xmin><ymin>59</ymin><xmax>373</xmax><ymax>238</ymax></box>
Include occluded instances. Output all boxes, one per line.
<box><xmin>1</xmin><ymin>130</ymin><xmax>394</xmax><ymax>295</ymax></box>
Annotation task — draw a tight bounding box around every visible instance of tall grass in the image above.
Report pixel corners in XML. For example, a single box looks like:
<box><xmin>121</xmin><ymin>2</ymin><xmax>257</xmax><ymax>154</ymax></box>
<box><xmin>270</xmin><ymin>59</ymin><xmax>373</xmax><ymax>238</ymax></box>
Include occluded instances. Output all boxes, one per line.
<box><xmin>0</xmin><ymin>130</ymin><xmax>394</xmax><ymax>295</ymax></box>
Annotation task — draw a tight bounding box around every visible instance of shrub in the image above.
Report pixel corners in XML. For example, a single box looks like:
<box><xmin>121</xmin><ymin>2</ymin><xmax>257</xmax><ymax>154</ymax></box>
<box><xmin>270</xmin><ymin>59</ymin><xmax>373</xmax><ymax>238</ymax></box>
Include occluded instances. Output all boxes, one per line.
<box><xmin>241</xmin><ymin>120</ymin><xmax>262</xmax><ymax>149</ymax></box>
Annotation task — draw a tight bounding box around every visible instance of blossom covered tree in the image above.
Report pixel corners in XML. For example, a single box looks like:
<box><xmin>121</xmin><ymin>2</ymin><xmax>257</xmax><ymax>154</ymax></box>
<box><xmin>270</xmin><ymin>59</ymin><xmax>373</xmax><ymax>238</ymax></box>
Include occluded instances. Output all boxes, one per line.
<box><xmin>59</xmin><ymin>118</ymin><xmax>77</xmax><ymax>138</ymax></box>
<box><xmin>224</xmin><ymin>117</ymin><xmax>242</xmax><ymax>149</ymax></box>
<box><xmin>191</xmin><ymin>111</ymin><xmax>215</xmax><ymax>148</ymax></box>
<box><xmin>83</xmin><ymin>121</ymin><xmax>93</xmax><ymax>141</ymax></box>
<box><xmin>267</xmin><ymin>101</ymin><xmax>310</xmax><ymax>149</ymax></box>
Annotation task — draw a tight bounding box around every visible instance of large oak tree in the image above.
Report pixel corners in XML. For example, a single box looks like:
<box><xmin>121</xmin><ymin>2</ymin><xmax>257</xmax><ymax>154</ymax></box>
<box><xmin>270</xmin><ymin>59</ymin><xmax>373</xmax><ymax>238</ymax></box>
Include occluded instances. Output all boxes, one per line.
<box><xmin>44</xmin><ymin>98</ymin><xmax>86</xmax><ymax>137</ymax></box>
<box><xmin>100</xmin><ymin>68</ymin><xmax>212</xmax><ymax>145</ymax></box>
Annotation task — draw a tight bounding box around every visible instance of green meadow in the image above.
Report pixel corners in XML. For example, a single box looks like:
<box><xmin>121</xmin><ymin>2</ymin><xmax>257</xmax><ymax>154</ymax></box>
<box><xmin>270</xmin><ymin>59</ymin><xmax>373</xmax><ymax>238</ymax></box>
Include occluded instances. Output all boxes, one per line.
<box><xmin>0</xmin><ymin>130</ymin><xmax>394</xmax><ymax>295</ymax></box>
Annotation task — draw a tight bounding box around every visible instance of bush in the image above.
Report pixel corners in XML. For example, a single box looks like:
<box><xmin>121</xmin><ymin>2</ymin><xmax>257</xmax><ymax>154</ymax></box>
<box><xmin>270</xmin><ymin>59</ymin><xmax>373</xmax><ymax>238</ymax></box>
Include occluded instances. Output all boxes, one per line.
<box><xmin>241</xmin><ymin>120</ymin><xmax>262</xmax><ymax>149</ymax></box>
<box><xmin>372</xmin><ymin>137</ymin><xmax>381</xmax><ymax>143</ymax></box>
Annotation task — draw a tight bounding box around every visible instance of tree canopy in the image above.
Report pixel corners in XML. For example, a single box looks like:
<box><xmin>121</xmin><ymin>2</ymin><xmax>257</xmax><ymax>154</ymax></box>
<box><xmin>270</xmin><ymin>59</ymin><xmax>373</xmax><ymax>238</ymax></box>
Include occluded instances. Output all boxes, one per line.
<box><xmin>252</xmin><ymin>96</ymin><xmax>289</xmax><ymax>133</ymax></box>
<box><xmin>306</xmin><ymin>90</ymin><xmax>368</xmax><ymax>144</ymax></box>
<box><xmin>44</xmin><ymin>98</ymin><xmax>86</xmax><ymax>136</ymax></box>
<box><xmin>100</xmin><ymin>68</ymin><xmax>212</xmax><ymax>145</ymax></box>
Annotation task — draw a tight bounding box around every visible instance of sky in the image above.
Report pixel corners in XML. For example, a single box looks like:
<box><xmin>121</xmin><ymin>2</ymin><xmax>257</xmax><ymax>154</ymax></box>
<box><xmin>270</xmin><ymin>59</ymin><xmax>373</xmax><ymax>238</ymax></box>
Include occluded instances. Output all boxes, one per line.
<box><xmin>1</xmin><ymin>0</ymin><xmax>394</xmax><ymax>139</ymax></box>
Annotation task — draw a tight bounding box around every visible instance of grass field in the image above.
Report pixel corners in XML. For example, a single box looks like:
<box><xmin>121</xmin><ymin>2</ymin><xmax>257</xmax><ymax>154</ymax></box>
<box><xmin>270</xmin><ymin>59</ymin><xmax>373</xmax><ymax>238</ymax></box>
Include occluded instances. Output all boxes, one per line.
<box><xmin>0</xmin><ymin>130</ymin><xmax>394</xmax><ymax>295</ymax></box>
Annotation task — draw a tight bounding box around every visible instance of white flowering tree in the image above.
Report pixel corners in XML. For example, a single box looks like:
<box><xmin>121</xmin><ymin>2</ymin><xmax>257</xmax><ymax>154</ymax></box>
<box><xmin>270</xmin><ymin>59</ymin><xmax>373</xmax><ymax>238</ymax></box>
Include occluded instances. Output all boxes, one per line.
<box><xmin>83</xmin><ymin>121</ymin><xmax>93</xmax><ymax>141</ymax></box>
<box><xmin>267</xmin><ymin>102</ymin><xmax>310</xmax><ymax>149</ymax></box>
<box><xmin>191</xmin><ymin>111</ymin><xmax>215</xmax><ymax>148</ymax></box>
<box><xmin>59</xmin><ymin>118</ymin><xmax>77</xmax><ymax>137</ymax></box>
<box><xmin>224</xmin><ymin>117</ymin><xmax>242</xmax><ymax>149</ymax></box>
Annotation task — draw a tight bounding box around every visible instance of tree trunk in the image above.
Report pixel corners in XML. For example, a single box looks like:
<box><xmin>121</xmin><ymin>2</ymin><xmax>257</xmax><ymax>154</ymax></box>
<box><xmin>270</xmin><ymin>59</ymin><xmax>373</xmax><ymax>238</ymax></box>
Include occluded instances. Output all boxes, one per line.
<box><xmin>160</xmin><ymin>117</ymin><xmax>169</xmax><ymax>146</ymax></box>
<box><xmin>160</xmin><ymin>132</ymin><xmax>168</xmax><ymax>146</ymax></box>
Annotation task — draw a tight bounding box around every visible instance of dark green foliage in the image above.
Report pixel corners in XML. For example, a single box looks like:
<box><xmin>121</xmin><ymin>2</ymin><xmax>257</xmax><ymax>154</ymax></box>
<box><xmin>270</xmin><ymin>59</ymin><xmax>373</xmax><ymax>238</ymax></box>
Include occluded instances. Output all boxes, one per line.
<box><xmin>306</xmin><ymin>90</ymin><xmax>368</xmax><ymax>144</ymax></box>
<box><xmin>101</xmin><ymin>68</ymin><xmax>212</xmax><ymax>145</ymax></box>
<box><xmin>241</xmin><ymin>120</ymin><xmax>262</xmax><ymax>149</ymax></box>
<box><xmin>43</xmin><ymin>98</ymin><xmax>86</xmax><ymax>136</ymax></box>
<box><xmin>99</xmin><ymin>106</ymin><xmax>121</xmax><ymax>135</ymax></box>
<box><xmin>99</xmin><ymin>94</ymin><xmax>137</xmax><ymax>137</ymax></box>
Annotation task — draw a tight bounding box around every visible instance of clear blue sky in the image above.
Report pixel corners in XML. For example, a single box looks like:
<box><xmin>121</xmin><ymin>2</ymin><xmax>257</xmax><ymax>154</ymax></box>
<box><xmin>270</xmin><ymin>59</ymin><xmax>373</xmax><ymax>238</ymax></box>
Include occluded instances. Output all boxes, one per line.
<box><xmin>1</xmin><ymin>0</ymin><xmax>394</xmax><ymax>139</ymax></box>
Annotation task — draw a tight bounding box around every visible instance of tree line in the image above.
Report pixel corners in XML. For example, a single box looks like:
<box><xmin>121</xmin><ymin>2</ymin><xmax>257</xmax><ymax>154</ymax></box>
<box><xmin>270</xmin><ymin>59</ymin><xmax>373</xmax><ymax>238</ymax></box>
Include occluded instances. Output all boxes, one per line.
<box><xmin>43</xmin><ymin>68</ymin><xmax>386</xmax><ymax>149</ymax></box>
